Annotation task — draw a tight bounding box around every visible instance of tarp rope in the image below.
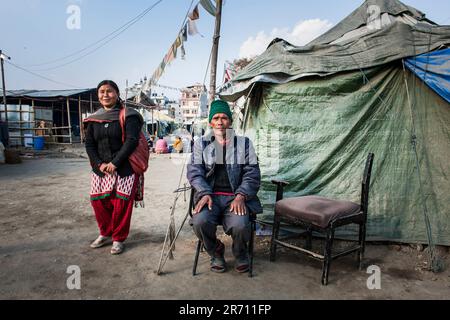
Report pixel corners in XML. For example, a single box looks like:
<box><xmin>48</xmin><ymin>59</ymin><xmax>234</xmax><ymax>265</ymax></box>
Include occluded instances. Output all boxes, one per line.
<box><xmin>241</xmin><ymin>82</ymin><xmax>257</xmax><ymax>133</ymax></box>
<box><xmin>156</xmin><ymin>113</ymin><xmax>199</xmax><ymax>274</ymax></box>
<box><xmin>399</xmin><ymin>29</ymin><xmax>444</xmax><ymax>272</ymax></box>
<box><xmin>343</xmin><ymin>34</ymin><xmax>443</xmax><ymax>272</ymax></box>
<box><xmin>155</xmin><ymin>152</ymin><xmax>191</xmax><ymax>275</ymax></box>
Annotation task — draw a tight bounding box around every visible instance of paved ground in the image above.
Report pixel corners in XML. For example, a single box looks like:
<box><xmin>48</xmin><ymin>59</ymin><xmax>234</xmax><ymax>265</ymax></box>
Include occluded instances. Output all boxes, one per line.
<box><xmin>0</xmin><ymin>148</ymin><xmax>449</xmax><ymax>300</ymax></box>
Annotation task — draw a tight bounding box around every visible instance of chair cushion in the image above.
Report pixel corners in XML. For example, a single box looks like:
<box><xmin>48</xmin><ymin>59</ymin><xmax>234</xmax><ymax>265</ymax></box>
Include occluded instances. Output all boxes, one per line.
<box><xmin>275</xmin><ymin>196</ymin><xmax>361</xmax><ymax>228</ymax></box>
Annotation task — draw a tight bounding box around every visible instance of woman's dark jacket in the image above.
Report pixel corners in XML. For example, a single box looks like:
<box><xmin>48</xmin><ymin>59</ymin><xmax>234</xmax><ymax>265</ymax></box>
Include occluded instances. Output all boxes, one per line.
<box><xmin>85</xmin><ymin>109</ymin><xmax>142</xmax><ymax>177</ymax></box>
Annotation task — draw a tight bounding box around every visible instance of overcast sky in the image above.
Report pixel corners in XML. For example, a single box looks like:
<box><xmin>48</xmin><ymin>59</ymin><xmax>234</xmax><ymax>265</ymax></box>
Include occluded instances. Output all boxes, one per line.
<box><xmin>1</xmin><ymin>0</ymin><xmax>450</xmax><ymax>99</ymax></box>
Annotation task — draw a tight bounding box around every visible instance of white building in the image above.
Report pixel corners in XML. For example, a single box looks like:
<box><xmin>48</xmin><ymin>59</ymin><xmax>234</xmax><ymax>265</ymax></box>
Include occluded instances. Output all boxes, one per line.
<box><xmin>180</xmin><ymin>83</ymin><xmax>207</xmax><ymax>124</ymax></box>
<box><xmin>167</xmin><ymin>102</ymin><xmax>183</xmax><ymax>123</ymax></box>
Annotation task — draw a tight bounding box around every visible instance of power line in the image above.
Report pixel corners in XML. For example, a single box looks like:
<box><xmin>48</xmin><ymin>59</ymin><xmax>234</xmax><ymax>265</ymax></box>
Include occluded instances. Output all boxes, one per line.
<box><xmin>440</xmin><ymin>16</ymin><xmax>450</xmax><ymax>25</ymax></box>
<box><xmin>6</xmin><ymin>60</ymin><xmax>82</xmax><ymax>88</ymax></box>
<box><xmin>23</xmin><ymin>0</ymin><xmax>163</xmax><ymax>71</ymax></box>
<box><xmin>138</xmin><ymin>0</ymin><xmax>195</xmax><ymax>92</ymax></box>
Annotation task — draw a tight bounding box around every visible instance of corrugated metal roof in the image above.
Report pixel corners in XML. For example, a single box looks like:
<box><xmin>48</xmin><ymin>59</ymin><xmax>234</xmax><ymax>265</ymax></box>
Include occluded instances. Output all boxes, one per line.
<box><xmin>5</xmin><ymin>88</ymin><xmax>95</xmax><ymax>98</ymax></box>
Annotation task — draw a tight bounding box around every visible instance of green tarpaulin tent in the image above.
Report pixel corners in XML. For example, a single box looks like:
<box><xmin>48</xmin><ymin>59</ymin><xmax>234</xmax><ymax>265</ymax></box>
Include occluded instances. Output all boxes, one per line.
<box><xmin>219</xmin><ymin>0</ymin><xmax>450</xmax><ymax>246</ymax></box>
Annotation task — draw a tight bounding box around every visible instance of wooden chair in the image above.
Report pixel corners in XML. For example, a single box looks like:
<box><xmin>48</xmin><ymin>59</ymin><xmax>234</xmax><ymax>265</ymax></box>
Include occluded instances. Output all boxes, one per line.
<box><xmin>188</xmin><ymin>188</ymin><xmax>257</xmax><ymax>277</ymax></box>
<box><xmin>269</xmin><ymin>153</ymin><xmax>374</xmax><ymax>285</ymax></box>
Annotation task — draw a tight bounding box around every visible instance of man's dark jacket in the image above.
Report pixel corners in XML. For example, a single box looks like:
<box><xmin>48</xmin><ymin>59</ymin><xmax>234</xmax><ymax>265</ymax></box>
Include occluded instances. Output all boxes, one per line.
<box><xmin>187</xmin><ymin>130</ymin><xmax>263</xmax><ymax>214</ymax></box>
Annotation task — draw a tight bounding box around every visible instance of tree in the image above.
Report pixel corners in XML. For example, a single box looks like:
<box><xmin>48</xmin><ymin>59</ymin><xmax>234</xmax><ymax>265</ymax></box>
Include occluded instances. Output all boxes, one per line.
<box><xmin>233</xmin><ymin>57</ymin><xmax>254</xmax><ymax>72</ymax></box>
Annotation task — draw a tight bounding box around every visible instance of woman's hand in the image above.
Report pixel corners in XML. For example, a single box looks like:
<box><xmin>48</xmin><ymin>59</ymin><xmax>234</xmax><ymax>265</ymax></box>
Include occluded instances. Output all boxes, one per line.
<box><xmin>99</xmin><ymin>163</ymin><xmax>108</xmax><ymax>173</ymax></box>
<box><xmin>193</xmin><ymin>195</ymin><xmax>213</xmax><ymax>214</ymax></box>
<box><xmin>230</xmin><ymin>194</ymin><xmax>247</xmax><ymax>216</ymax></box>
<box><xmin>104</xmin><ymin>162</ymin><xmax>117</xmax><ymax>174</ymax></box>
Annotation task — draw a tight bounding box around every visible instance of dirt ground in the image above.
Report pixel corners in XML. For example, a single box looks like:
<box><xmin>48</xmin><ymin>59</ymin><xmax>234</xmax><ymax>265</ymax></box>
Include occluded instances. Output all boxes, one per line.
<box><xmin>1</xmin><ymin>146</ymin><xmax>449</xmax><ymax>300</ymax></box>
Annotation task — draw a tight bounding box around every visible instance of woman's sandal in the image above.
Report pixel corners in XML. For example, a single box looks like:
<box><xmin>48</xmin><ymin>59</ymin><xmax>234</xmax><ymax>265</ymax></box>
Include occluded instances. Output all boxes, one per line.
<box><xmin>110</xmin><ymin>241</ymin><xmax>124</xmax><ymax>255</ymax></box>
<box><xmin>90</xmin><ymin>235</ymin><xmax>109</xmax><ymax>249</ymax></box>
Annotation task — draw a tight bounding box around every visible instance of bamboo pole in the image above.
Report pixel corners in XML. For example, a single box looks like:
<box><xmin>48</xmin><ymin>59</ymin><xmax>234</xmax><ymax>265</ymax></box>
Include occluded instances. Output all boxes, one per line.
<box><xmin>19</xmin><ymin>98</ymin><xmax>23</xmax><ymax>145</ymax></box>
<box><xmin>66</xmin><ymin>97</ymin><xmax>72</xmax><ymax>144</ymax></box>
<box><xmin>31</xmin><ymin>99</ymin><xmax>35</xmax><ymax>124</ymax></box>
<box><xmin>78</xmin><ymin>95</ymin><xmax>83</xmax><ymax>142</ymax></box>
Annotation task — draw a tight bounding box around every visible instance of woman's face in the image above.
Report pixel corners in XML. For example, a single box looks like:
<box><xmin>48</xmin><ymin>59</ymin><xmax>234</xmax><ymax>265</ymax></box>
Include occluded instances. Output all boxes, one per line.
<box><xmin>98</xmin><ymin>84</ymin><xmax>118</xmax><ymax>109</ymax></box>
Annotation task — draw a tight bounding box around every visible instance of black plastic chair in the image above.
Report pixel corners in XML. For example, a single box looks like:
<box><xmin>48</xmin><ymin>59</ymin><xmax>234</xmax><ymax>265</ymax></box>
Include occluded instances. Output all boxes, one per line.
<box><xmin>269</xmin><ymin>153</ymin><xmax>374</xmax><ymax>285</ymax></box>
<box><xmin>188</xmin><ymin>188</ymin><xmax>257</xmax><ymax>277</ymax></box>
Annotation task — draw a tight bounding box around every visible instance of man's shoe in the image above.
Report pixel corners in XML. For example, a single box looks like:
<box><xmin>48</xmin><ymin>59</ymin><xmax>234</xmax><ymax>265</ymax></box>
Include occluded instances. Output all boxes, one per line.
<box><xmin>110</xmin><ymin>241</ymin><xmax>124</xmax><ymax>255</ymax></box>
<box><xmin>210</xmin><ymin>256</ymin><xmax>226</xmax><ymax>273</ymax></box>
<box><xmin>210</xmin><ymin>240</ymin><xmax>226</xmax><ymax>272</ymax></box>
<box><xmin>90</xmin><ymin>235</ymin><xmax>109</xmax><ymax>249</ymax></box>
<box><xmin>235</xmin><ymin>257</ymin><xmax>250</xmax><ymax>273</ymax></box>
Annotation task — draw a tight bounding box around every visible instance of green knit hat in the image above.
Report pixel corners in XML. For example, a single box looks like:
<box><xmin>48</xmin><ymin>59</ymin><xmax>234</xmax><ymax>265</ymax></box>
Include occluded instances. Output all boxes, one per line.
<box><xmin>209</xmin><ymin>100</ymin><xmax>232</xmax><ymax>123</ymax></box>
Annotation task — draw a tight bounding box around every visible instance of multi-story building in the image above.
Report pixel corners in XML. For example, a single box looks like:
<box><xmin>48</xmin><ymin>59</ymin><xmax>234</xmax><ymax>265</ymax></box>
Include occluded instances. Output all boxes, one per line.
<box><xmin>180</xmin><ymin>83</ymin><xmax>207</xmax><ymax>124</ymax></box>
<box><xmin>150</xmin><ymin>92</ymin><xmax>170</xmax><ymax>106</ymax></box>
<box><xmin>167</xmin><ymin>102</ymin><xmax>183</xmax><ymax>123</ymax></box>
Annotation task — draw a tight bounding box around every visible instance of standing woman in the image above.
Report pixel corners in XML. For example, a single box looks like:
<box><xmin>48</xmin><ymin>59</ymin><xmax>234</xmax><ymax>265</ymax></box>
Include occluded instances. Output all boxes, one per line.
<box><xmin>83</xmin><ymin>80</ymin><xmax>144</xmax><ymax>255</ymax></box>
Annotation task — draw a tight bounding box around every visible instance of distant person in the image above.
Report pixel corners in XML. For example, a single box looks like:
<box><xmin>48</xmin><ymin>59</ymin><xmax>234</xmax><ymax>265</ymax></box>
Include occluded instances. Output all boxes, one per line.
<box><xmin>35</xmin><ymin>120</ymin><xmax>46</xmax><ymax>136</ymax></box>
<box><xmin>155</xmin><ymin>136</ymin><xmax>169</xmax><ymax>154</ymax></box>
<box><xmin>187</xmin><ymin>100</ymin><xmax>262</xmax><ymax>274</ymax></box>
<box><xmin>0</xmin><ymin>120</ymin><xmax>9</xmax><ymax>147</ymax></box>
<box><xmin>173</xmin><ymin>136</ymin><xmax>184</xmax><ymax>153</ymax></box>
<box><xmin>145</xmin><ymin>133</ymin><xmax>154</xmax><ymax>152</ymax></box>
<box><xmin>83</xmin><ymin>80</ymin><xmax>144</xmax><ymax>255</ymax></box>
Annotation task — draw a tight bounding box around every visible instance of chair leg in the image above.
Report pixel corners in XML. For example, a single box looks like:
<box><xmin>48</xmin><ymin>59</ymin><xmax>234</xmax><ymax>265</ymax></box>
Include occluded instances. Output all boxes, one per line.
<box><xmin>248</xmin><ymin>221</ymin><xmax>255</xmax><ymax>278</ymax></box>
<box><xmin>358</xmin><ymin>221</ymin><xmax>367</xmax><ymax>270</ymax></box>
<box><xmin>270</xmin><ymin>216</ymin><xmax>281</xmax><ymax>262</ymax></box>
<box><xmin>193</xmin><ymin>240</ymin><xmax>202</xmax><ymax>276</ymax></box>
<box><xmin>321</xmin><ymin>228</ymin><xmax>335</xmax><ymax>285</ymax></box>
<box><xmin>305</xmin><ymin>229</ymin><xmax>312</xmax><ymax>250</ymax></box>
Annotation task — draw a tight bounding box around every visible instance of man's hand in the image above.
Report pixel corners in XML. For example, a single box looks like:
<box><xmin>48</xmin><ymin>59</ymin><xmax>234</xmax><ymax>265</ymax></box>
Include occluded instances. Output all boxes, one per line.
<box><xmin>194</xmin><ymin>195</ymin><xmax>213</xmax><ymax>214</ymax></box>
<box><xmin>230</xmin><ymin>194</ymin><xmax>247</xmax><ymax>216</ymax></box>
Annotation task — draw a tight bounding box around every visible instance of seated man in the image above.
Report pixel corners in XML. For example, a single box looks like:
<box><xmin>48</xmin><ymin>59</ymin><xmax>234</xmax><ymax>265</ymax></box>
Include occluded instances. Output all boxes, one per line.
<box><xmin>155</xmin><ymin>136</ymin><xmax>169</xmax><ymax>154</ymax></box>
<box><xmin>187</xmin><ymin>100</ymin><xmax>262</xmax><ymax>273</ymax></box>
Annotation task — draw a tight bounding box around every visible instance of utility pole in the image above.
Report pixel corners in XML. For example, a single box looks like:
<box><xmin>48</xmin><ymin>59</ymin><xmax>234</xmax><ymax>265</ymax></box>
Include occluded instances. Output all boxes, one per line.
<box><xmin>0</xmin><ymin>49</ymin><xmax>11</xmax><ymax>147</ymax></box>
<box><xmin>209</xmin><ymin>0</ymin><xmax>223</xmax><ymax>104</ymax></box>
<box><xmin>0</xmin><ymin>50</ymin><xmax>11</xmax><ymax>124</ymax></box>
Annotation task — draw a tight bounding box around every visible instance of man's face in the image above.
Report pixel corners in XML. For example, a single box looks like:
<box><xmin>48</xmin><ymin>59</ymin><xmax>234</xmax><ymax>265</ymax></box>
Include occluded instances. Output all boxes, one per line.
<box><xmin>210</xmin><ymin>113</ymin><xmax>231</xmax><ymax>137</ymax></box>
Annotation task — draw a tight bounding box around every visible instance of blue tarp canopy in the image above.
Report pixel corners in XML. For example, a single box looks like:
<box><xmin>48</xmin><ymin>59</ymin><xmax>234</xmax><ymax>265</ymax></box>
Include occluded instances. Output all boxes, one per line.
<box><xmin>405</xmin><ymin>48</ymin><xmax>450</xmax><ymax>104</ymax></box>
